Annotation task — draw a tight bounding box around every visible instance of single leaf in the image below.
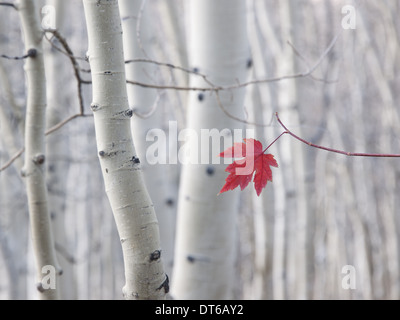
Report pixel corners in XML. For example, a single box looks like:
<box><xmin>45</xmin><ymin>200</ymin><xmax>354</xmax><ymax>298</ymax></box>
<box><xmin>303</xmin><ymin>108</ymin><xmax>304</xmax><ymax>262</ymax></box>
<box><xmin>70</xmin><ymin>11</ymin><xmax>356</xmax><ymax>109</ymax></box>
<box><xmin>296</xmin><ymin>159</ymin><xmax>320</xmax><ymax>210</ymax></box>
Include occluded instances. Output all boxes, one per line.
<box><xmin>218</xmin><ymin>139</ymin><xmax>278</xmax><ymax>196</ymax></box>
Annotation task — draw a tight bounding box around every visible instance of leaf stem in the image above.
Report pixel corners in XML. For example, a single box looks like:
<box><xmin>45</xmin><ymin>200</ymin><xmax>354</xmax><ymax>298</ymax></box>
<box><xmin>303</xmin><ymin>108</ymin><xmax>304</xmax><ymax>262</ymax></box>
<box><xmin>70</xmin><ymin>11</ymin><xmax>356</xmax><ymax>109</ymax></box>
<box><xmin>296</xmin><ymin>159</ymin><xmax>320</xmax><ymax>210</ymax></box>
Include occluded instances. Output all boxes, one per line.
<box><xmin>263</xmin><ymin>131</ymin><xmax>288</xmax><ymax>153</ymax></box>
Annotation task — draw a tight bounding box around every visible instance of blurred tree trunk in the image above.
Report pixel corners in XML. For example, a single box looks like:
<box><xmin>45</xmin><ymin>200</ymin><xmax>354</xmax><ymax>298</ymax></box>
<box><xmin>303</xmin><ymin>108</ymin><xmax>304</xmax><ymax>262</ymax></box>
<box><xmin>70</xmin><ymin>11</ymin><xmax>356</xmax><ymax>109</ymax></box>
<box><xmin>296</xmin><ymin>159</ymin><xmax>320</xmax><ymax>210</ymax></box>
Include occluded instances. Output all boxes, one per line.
<box><xmin>171</xmin><ymin>0</ymin><xmax>249</xmax><ymax>299</ymax></box>
<box><xmin>270</xmin><ymin>0</ymin><xmax>309</xmax><ymax>300</ymax></box>
<box><xmin>43</xmin><ymin>0</ymin><xmax>76</xmax><ymax>300</ymax></box>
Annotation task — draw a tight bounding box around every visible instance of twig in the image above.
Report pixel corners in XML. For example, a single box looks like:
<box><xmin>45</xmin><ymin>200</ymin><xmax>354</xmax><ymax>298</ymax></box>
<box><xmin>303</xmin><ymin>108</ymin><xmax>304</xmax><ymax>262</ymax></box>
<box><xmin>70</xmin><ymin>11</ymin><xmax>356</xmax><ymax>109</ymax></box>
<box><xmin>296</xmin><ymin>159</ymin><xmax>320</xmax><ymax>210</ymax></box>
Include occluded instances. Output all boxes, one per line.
<box><xmin>0</xmin><ymin>147</ymin><xmax>24</xmax><ymax>172</ymax></box>
<box><xmin>286</xmin><ymin>40</ymin><xmax>337</xmax><ymax>84</ymax></box>
<box><xmin>275</xmin><ymin>112</ymin><xmax>400</xmax><ymax>158</ymax></box>
<box><xmin>0</xmin><ymin>113</ymin><xmax>93</xmax><ymax>172</ymax></box>
<box><xmin>132</xmin><ymin>92</ymin><xmax>164</xmax><ymax>119</ymax></box>
<box><xmin>125</xmin><ymin>58</ymin><xmax>216</xmax><ymax>87</ymax></box>
<box><xmin>2</xmin><ymin>29</ymin><xmax>94</xmax><ymax>173</ymax></box>
<box><xmin>0</xmin><ymin>2</ymin><xmax>16</xmax><ymax>9</ymax></box>
<box><xmin>125</xmin><ymin>36</ymin><xmax>338</xmax><ymax>93</ymax></box>
<box><xmin>136</xmin><ymin>0</ymin><xmax>148</xmax><ymax>58</ymax></box>
<box><xmin>44</xmin><ymin>32</ymin><xmax>87</xmax><ymax>62</ymax></box>
<box><xmin>45</xmin><ymin>113</ymin><xmax>92</xmax><ymax>136</ymax></box>
<box><xmin>1</xmin><ymin>48</ymin><xmax>37</xmax><ymax>60</ymax></box>
<box><xmin>45</xmin><ymin>30</ymin><xmax>86</xmax><ymax>114</ymax></box>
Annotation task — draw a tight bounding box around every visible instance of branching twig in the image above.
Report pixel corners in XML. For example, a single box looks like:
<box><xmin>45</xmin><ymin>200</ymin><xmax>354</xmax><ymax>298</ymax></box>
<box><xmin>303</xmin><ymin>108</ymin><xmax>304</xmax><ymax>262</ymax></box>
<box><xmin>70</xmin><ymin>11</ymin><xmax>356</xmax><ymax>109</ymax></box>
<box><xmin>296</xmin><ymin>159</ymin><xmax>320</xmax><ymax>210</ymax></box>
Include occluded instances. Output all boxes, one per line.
<box><xmin>1</xmin><ymin>30</ymin><xmax>93</xmax><ymax>173</ymax></box>
<box><xmin>275</xmin><ymin>112</ymin><xmax>400</xmax><ymax>158</ymax></box>
<box><xmin>0</xmin><ymin>113</ymin><xmax>93</xmax><ymax>172</ymax></box>
<box><xmin>125</xmin><ymin>35</ymin><xmax>339</xmax><ymax>94</ymax></box>
<box><xmin>45</xmin><ymin>30</ymin><xmax>87</xmax><ymax>114</ymax></box>
<box><xmin>286</xmin><ymin>40</ymin><xmax>337</xmax><ymax>84</ymax></box>
<box><xmin>125</xmin><ymin>58</ymin><xmax>216</xmax><ymax>87</ymax></box>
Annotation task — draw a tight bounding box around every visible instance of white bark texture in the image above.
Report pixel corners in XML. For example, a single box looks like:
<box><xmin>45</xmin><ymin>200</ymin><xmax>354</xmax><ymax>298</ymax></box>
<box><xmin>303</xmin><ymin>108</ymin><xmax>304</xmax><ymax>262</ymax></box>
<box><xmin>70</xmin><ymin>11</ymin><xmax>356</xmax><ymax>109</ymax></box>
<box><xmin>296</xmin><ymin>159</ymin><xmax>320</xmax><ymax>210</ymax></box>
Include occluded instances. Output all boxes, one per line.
<box><xmin>82</xmin><ymin>0</ymin><xmax>167</xmax><ymax>300</ymax></box>
<box><xmin>171</xmin><ymin>0</ymin><xmax>249</xmax><ymax>299</ymax></box>
<box><xmin>18</xmin><ymin>0</ymin><xmax>60</xmax><ymax>300</ymax></box>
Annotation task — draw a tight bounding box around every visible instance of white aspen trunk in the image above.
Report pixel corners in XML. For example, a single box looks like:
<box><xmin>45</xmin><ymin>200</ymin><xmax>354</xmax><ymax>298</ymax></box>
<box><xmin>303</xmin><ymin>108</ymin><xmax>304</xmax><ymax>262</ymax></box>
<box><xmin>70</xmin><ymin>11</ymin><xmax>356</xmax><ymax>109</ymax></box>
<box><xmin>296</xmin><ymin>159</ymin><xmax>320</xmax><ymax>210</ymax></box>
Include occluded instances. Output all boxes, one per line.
<box><xmin>171</xmin><ymin>0</ymin><xmax>249</xmax><ymax>299</ymax></box>
<box><xmin>82</xmin><ymin>0</ymin><xmax>167</xmax><ymax>300</ymax></box>
<box><xmin>17</xmin><ymin>0</ymin><xmax>60</xmax><ymax>300</ymax></box>
<box><xmin>119</xmin><ymin>0</ymin><xmax>176</xmax><ymax>276</ymax></box>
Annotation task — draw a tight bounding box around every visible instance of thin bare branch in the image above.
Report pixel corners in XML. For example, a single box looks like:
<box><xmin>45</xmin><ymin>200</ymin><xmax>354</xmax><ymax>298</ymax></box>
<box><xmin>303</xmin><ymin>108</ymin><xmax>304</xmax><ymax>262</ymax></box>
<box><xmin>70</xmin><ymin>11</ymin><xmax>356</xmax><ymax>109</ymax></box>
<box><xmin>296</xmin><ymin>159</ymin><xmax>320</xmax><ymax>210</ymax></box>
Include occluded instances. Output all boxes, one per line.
<box><xmin>136</xmin><ymin>0</ymin><xmax>148</xmax><ymax>58</ymax></box>
<box><xmin>1</xmin><ymin>48</ymin><xmax>37</xmax><ymax>60</ymax></box>
<box><xmin>125</xmin><ymin>58</ymin><xmax>216</xmax><ymax>87</ymax></box>
<box><xmin>125</xmin><ymin>35</ymin><xmax>338</xmax><ymax>93</ymax></box>
<box><xmin>0</xmin><ymin>2</ymin><xmax>16</xmax><ymax>9</ymax></box>
<box><xmin>286</xmin><ymin>40</ymin><xmax>337</xmax><ymax>84</ymax></box>
<box><xmin>44</xmin><ymin>32</ymin><xmax>87</xmax><ymax>61</ymax></box>
<box><xmin>45</xmin><ymin>30</ymin><xmax>87</xmax><ymax>114</ymax></box>
<box><xmin>0</xmin><ymin>113</ymin><xmax>93</xmax><ymax>172</ymax></box>
<box><xmin>132</xmin><ymin>92</ymin><xmax>164</xmax><ymax>119</ymax></box>
<box><xmin>0</xmin><ymin>147</ymin><xmax>24</xmax><ymax>172</ymax></box>
<box><xmin>275</xmin><ymin>112</ymin><xmax>400</xmax><ymax>158</ymax></box>
<box><xmin>45</xmin><ymin>113</ymin><xmax>92</xmax><ymax>136</ymax></box>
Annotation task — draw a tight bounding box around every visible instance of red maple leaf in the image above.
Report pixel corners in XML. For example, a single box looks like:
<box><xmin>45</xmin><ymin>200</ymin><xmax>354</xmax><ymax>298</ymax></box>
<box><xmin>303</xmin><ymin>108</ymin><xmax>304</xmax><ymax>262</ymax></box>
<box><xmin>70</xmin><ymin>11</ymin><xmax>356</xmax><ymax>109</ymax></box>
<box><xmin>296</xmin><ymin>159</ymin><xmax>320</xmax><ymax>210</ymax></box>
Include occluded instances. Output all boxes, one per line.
<box><xmin>218</xmin><ymin>138</ymin><xmax>278</xmax><ymax>196</ymax></box>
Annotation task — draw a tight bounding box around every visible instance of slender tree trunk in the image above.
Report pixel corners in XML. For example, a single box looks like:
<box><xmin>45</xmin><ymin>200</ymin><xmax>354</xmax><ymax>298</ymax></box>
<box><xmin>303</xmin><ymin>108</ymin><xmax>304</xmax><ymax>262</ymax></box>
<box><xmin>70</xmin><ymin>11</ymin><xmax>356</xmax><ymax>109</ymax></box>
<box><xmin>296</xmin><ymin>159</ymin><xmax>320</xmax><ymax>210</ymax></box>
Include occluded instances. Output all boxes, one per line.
<box><xmin>171</xmin><ymin>0</ymin><xmax>249</xmax><ymax>299</ymax></box>
<box><xmin>18</xmin><ymin>0</ymin><xmax>60</xmax><ymax>300</ymax></box>
<box><xmin>82</xmin><ymin>0</ymin><xmax>167</xmax><ymax>300</ymax></box>
<box><xmin>271</xmin><ymin>0</ymin><xmax>308</xmax><ymax>299</ymax></box>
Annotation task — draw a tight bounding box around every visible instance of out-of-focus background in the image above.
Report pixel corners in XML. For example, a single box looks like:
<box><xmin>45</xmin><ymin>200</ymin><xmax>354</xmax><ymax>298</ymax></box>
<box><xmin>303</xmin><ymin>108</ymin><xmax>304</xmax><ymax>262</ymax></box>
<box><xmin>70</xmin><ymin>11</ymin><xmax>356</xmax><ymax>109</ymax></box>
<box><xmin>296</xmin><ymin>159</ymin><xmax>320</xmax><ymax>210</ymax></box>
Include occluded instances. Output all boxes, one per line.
<box><xmin>1</xmin><ymin>0</ymin><xmax>400</xmax><ymax>299</ymax></box>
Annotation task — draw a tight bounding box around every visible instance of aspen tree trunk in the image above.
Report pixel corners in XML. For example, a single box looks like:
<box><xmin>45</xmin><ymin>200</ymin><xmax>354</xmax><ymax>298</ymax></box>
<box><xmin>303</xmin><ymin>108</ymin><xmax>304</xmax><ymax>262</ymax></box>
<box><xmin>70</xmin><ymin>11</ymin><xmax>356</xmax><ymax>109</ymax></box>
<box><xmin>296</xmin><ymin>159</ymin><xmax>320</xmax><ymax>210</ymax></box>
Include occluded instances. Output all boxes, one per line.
<box><xmin>119</xmin><ymin>0</ymin><xmax>175</xmax><ymax>276</ymax></box>
<box><xmin>82</xmin><ymin>0</ymin><xmax>167</xmax><ymax>300</ymax></box>
<box><xmin>18</xmin><ymin>0</ymin><xmax>60</xmax><ymax>300</ymax></box>
<box><xmin>171</xmin><ymin>0</ymin><xmax>249</xmax><ymax>299</ymax></box>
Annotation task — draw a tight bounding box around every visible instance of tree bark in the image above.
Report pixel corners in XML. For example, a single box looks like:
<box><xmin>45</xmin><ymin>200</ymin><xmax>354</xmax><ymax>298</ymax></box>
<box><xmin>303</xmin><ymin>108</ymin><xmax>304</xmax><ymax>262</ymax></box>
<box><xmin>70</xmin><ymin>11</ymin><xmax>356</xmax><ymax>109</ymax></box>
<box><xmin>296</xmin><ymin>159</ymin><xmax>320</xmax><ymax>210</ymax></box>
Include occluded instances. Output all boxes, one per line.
<box><xmin>171</xmin><ymin>0</ymin><xmax>249</xmax><ymax>299</ymax></box>
<box><xmin>18</xmin><ymin>0</ymin><xmax>61</xmax><ymax>300</ymax></box>
<box><xmin>82</xmin><ymin>0</ymin><xmax>167</xmax><ymax>300</ymax></box>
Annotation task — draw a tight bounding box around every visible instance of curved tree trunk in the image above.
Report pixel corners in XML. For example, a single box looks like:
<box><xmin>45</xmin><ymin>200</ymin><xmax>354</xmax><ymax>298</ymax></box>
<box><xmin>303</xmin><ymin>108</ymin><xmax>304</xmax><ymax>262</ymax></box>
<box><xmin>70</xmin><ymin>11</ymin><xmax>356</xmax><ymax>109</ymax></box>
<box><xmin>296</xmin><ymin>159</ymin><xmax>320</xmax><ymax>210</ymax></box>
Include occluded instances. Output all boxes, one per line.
<box><xmin>82</xmin><ymin>0</ymin><xmax>167</xmax><ymax>300</ymax></box>
<box><xmin>18</xmin><ymin>0</ymin><xmax>60</xmax><ymax>300</ymax></box>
